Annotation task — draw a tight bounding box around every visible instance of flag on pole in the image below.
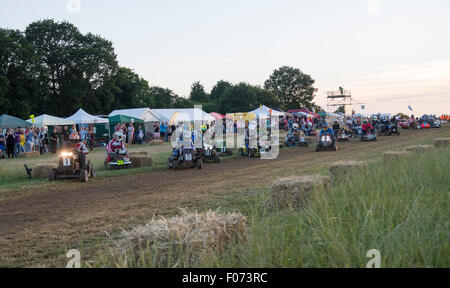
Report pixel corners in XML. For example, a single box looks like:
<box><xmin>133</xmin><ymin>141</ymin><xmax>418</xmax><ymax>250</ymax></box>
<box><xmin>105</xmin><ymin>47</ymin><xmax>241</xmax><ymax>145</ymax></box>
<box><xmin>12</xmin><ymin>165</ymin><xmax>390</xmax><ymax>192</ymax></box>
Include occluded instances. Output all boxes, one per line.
<box><xmin>408</xmin><ymin>105</ymin><xmax>414</xmax><ymax>111</ymax></box>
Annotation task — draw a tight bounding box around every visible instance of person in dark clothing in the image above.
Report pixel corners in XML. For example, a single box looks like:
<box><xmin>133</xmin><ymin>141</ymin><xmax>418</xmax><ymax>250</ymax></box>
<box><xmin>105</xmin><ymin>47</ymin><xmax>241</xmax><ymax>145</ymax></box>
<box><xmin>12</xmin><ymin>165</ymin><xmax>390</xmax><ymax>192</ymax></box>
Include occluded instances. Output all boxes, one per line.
<box><xmin>62</xmin><ymin>126</ymin><xmax>70</xmax><ymax>147</ymax></box>
<box><xmin>6</xmin><ymin>129</ymin><xmax>15</xmax><ymax>158</ymax></box>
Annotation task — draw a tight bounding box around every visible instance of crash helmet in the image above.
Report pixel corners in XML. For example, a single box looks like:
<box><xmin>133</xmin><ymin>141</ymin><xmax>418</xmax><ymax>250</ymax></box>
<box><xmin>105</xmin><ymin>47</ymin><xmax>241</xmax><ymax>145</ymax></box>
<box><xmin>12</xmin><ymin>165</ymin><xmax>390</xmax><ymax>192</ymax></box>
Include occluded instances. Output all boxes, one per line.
<box><xmin>201</xmin><ymin>124</ymin><xmax>208</xmax><ymax>132</ymax></box>
<box><xmin>323</xmin><ymin>123</ymin><xmax>329</xmax><ymax>128</ymax></box>
<box><xmin>292</xmin><ymin>123</ymin><xmax>299</xmax><ymax>130</ymax></box>
<box><xmin>113</xmin><ymin>131</ymin><xmax>124</xmax><ymax>142</ymax></box>
<box><xmin>69</xmin><ymin>131</ymin><xmax>81</xmax><ymax>144</ymax></box>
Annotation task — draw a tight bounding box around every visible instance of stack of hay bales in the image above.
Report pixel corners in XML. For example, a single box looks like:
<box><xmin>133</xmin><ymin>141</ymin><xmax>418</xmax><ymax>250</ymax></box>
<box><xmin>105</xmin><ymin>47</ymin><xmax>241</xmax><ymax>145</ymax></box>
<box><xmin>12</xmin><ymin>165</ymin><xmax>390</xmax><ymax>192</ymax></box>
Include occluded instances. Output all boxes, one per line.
<box><xmin>329</xmin><ymin>160</ymin><xmax>367</xmax><ymax>181</ymax></box>
<box><xmin>129</xmin><ymin>151</ymin><xmax>148</xmax><ymax>157</ymax></box>
<box><xmin>434</xmin><ymin>138</ymin><xmax>450</xmax><ymax>148</ymax></box>
<box><xmin>404</xmin><ymin>145</ymin><xmax>434</xmax><ymax>153</ymax></box>
<box><xmin>20</xmin><ymin>151</ymin><xmax>40</xmax><ymax>158</ymax></box>
<box><xmin>119</xmin><ymin>210</ymin><xmax>247</xmax><ymax>267</ymax></box>
<box><xmin>129</xmin><ymin>156</ymin><xmax>153</xmax><ymax>168</ymax></box>
<box><xmin>383</xmin><ymin>151</ymin><xmax>412</xmax><ymax>163</ymax></box>
<box><xmin>33</xmin><ymin>164</ymin><xmax>57</xmax><ymax>179</ymax></box>
<box><xmin>304</xmin><ymin>136</ymin><xmax>318</xmax><ymax>144</ymax></box>
<box><xmin>270</xmin><ymin>175</ymin><xmax>331</xmax><ymax>209</ymax></box>
<box><xmin>150</xmin><ymin>140</ymin><xmax>164</xmax><ymax>145</ymax></box>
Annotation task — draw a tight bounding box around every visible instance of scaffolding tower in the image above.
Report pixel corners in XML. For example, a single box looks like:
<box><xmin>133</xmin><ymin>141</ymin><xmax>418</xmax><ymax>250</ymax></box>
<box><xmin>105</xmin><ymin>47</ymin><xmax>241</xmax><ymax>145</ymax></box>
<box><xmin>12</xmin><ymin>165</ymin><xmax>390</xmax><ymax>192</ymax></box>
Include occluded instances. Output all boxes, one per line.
<box><xmin>326</xmin><ymin>87</ymin><xmax>364</xmax><ymax>116</ymax></box>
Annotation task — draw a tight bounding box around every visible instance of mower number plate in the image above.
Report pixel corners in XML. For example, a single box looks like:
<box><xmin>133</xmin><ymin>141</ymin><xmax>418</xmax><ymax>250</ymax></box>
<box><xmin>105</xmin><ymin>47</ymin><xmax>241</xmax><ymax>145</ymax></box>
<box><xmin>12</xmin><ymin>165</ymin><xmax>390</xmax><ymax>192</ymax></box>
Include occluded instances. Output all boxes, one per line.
<box><xmin>206</xmin><ymin>150</ymin><xmax>211</xmax><ymax>156</ymax></box>
<box><xmin>185</xmin><ymin>154</ymin><xmax>192</xmax><ymax>161</ymax></box>
<box><xmin>63</xmin><ymin>158</ymin><xmax>71</xmax><ymax>166</ymax></box>
<box><xmin>117</xmin><ymin>160</ymin><xmax>124</xmax><ymax>166</ymax></box>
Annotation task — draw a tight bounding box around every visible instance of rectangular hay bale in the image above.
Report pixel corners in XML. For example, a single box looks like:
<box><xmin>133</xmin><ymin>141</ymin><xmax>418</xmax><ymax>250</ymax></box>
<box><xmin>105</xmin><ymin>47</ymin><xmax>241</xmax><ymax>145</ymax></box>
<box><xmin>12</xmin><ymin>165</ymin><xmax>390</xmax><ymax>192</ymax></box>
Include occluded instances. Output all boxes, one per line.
<box><xmin>118</xmin><ymin>210</ymin><xmax>247</xmax><ymax>267</ymax></box>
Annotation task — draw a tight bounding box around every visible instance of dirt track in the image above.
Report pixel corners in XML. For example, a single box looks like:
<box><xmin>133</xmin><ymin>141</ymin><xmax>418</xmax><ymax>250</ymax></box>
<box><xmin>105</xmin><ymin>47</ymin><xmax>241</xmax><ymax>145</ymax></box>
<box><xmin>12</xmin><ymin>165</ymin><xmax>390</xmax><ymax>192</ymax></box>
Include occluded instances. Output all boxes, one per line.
<box><xmin>0</xmin><ymin>126</ymin><xmax>449</xmax><ymax>267</ymax></box>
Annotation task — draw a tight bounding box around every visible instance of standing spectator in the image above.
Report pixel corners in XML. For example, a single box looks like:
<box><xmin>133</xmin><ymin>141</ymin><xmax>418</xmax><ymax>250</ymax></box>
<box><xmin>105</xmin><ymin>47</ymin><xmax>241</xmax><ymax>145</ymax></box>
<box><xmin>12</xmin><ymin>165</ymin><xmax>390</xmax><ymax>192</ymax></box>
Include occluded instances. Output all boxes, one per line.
<box><xmin>164</xmin><ymin>122</ymin><xmax>170</xmax><ymax>142</ymax></box>
<box><xmin>0</xmin><ymin>130</ymin><xmax>5</xmax><ymax>159</ymax></box>
<box><xmin>88</xmin><ymin>125</ymin><xmax>95</xmax><ymax>151</ymax></box>
<box><xmin>137</xmin><ymin>125</ymin><xmax>144</xmax><ymax>144</ymax></box>
<box><xmin>6</xmin><ymin>129</ymin><xmax>15</xmax><ymax>158</ymax></box>
<box><xmin>25</xmin><ymin>128</ymin><xmax>34</xmax><ymax>152</ymax></box>
<box><xmin>14</xmin><ymin>128</ymin><xmax>22</xmax><ymax>157</ymax></box>
<box><xmin>127</xmin><ymin>123</ymin><xmax>135</xmax><ymax>145</ymax></box>
<box><xmin>80</xmin><ymin>126</ymin><xmax>88</xmax><ymax>142</ymax></box>
<box><xmin>50</xmin><ymin>128</ymin><xmax>58</xmax><ymax>154</ymax></box>
<box><xmin>154</xmin><ymin>122</ymin><xmax>160</xmax><ymax>140</ymax></box>
<box><xmin>62</xmin><ymin>126</ymin><xmax>70</xmax><ymax>148</ymax></box>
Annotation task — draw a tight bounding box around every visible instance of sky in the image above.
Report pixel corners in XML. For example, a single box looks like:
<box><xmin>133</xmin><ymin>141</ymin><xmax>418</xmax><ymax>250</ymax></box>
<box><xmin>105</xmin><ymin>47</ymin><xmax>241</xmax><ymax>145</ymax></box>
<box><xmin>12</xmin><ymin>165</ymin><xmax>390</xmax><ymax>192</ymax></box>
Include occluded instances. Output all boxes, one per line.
<box><xmin>1</xmin><ymin>0</ymin><xmax>449</xmax><ymax>115</ymax></box>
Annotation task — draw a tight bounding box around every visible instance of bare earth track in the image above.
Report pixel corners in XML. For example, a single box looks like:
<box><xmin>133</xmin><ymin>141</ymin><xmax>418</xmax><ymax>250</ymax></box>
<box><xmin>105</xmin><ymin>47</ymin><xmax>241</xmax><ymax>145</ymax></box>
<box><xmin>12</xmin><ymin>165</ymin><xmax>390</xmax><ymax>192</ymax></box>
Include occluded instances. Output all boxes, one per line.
<box><xmin>0</xmin><ymin>126</ymin><xmax>449</xmax><ymax>267</ymax></box>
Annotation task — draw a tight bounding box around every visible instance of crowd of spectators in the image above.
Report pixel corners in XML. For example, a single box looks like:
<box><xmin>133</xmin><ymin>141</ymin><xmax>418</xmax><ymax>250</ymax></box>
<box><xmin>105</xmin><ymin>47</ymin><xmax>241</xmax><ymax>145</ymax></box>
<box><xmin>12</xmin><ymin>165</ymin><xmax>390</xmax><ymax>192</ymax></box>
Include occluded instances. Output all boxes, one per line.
<box><xmin>0</xmin><ymin>127</ymin><xmax>48</xmax><ymax>159</ymax></box>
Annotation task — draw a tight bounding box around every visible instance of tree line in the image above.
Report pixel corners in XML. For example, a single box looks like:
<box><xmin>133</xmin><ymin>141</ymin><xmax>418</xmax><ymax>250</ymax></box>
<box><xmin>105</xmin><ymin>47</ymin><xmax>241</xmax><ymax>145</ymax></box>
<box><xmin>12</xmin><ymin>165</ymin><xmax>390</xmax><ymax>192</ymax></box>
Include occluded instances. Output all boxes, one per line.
<box><xmin>0</xmin><ymin>19</ymin><xmax>321</xmax><ymax>119</ymax></box>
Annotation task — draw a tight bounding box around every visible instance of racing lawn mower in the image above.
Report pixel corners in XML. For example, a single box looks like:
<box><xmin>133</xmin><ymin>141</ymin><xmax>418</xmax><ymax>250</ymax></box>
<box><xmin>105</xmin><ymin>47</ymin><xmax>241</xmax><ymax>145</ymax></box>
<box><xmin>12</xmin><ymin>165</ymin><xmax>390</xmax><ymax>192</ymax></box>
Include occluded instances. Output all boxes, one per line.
<box><xmin>214</xmin><ymin>140</ymin><xmax>233</xmax><ymax>157</ymax></box>
<box><xmin>105</xmin><ymin>149</ymin><xmax>132</xmax><ymax>170</ymax></box>
<box><xmin>361</xmin><ymin>130</ymin><xmax>377</xmax><ymax>142</ymax></box>
<box><xmin>168</xmin><ymin>146</ymin><xmax>203</xmax><ymax>171</ymax></box>
<box><xmin>336</xmin><ymin>129</ymin><xmax>350</xmax><ymax>142</ymax></box>
<box><xmin>49</xmin><ymin>150</ymin><xmax>95</xmax><ymax>182</ymax></box>
<box><xmin>284</xmin><ymin>131</ymin><xmax>309</xmax><ymax>147</ymax></box>
<box><xmin>199</xmin><ymin>143</ymin><xmax>221</xmax><ymax>163</ymax></box>
<box><xmin>316</xmin><ymin>134</ymin><xmax>338</xmax><ymax>152</ymax></box>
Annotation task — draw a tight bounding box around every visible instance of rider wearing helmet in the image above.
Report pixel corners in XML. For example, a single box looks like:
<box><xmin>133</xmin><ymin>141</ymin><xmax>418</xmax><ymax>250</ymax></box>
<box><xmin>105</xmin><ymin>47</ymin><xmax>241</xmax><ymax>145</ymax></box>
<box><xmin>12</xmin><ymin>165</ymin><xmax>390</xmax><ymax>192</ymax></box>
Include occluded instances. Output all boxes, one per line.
<box><xmin>319</xmin><ymin>123</ymin><xmax>335</xmax><ymax>144</ymax></box>
<box><xmin>70</xmin><ymin>130</ymin><xmax>89</xmax><ymax>169</ymax></box>
<box><xmin>362</xmin><ymin>120</ymin><xmax>374</xmax><ymax>135</ymax></box>
<box><xmin>106</xmin><ymin>131</ymin><xmax>127</xmax><ymax>163</ymax></box>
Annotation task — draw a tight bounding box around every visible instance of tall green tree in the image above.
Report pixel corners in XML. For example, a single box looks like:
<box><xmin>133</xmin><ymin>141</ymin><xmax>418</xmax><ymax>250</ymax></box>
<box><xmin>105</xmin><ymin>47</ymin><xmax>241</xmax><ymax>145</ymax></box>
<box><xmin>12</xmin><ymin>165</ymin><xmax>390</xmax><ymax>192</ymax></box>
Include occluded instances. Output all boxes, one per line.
<box><xmin>216</xmin><ymin>83</ymin><xmax>279</xmax><ymax>114</ymax></box>
<box><xmin>264</xmin><ymin>66</ymin><xmax>317</xmax><ymax>111</ymax></box>
<box><xmin>24</xmin><ymin>19</ymin><xmax>118</xmax><ymax>116</ymax></box>
<box><xmin>189</xmin><ymin>81</ymin><xmax>209</xmax><ymax>103</ymax></box>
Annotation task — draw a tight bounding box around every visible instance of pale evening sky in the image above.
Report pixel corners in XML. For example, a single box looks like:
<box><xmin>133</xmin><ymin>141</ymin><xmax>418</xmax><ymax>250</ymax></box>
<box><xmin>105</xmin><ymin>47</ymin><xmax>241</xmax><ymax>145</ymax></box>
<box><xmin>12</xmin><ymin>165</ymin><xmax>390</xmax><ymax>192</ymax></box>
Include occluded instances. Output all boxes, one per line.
<box><xmin>1</xmin><ymin>0</ymin><xmax>449</xmax><ymax>115</ymax></box>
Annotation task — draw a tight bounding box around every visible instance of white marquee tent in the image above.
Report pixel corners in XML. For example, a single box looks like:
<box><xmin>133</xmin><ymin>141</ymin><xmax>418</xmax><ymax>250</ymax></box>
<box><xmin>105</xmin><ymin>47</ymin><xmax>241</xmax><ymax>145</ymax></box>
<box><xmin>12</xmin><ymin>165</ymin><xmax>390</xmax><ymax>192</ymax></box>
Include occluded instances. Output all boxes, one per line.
<box><xmin>249</xmin><ymin>105</ymin><xmax>285</xmax><ymax>118</ymax></box>
<box><xmin>66</xmin><ymin>109</ymin><xmax>109</xmax><ymax>124</ymax></box>
<box><xmin>109</xmin><ymin>108</ymin><xmax>160</xmax><ymax>122</ymax></box>
<box><xmin>27</xmin><ymin>114</ymin><xmax>75</xmax><ymax>127</ymax></box>
<box><xmin>151</xmin><ymin>108</ymin><xmax>215</xmax><ymax>125</ymax></box>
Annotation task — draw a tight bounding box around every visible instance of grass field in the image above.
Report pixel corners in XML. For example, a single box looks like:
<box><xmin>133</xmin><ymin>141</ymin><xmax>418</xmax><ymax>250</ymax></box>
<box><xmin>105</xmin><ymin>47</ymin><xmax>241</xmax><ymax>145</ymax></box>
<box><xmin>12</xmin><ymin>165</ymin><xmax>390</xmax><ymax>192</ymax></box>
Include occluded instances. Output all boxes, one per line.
<box><xmin>110</xmin><ymin>145</ymin><xmax>450</xmax><ymax>268</ymax></box>
<box><xmin>0</xmin><ymin>126</ymin><xmax>449</xmax><ymax>267</ymax></box>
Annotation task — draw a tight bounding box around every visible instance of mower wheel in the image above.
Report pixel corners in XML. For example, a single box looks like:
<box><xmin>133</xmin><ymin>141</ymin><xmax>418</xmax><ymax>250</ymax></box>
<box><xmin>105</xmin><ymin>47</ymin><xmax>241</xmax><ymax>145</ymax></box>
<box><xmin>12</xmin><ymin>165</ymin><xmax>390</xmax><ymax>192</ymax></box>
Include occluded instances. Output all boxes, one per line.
<box><xmin>172</xmin><ymin>160</ymin><xmax>178</xmax><ymax>171</ymax></box>
<box><xmin>48</xmin><ymin>170</ymin><xmax>57</xmax><ymax>182</ymax></box>
<box><xmin>90</xmin><ymin>165</ymin><xmax>95</xmax><ymax>178</ymax></box>
<box><xmin>80</xmin><ymin>169</ymin><xmax>89</xmax><ymax>182</ymax></box>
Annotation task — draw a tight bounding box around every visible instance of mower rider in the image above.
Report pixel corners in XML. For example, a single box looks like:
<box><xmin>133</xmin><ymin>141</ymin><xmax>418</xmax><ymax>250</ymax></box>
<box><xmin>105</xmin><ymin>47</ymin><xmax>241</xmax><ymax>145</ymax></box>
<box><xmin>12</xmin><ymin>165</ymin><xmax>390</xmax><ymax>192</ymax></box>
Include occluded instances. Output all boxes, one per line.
<box><xmin>319</xmin><ymin>123</ymin><xmax>336</xmax><ymax>145</ymax></box>
<box><xmin>106</xmin><ymin>132</ymin><xmax>127</xmax><ymax>163</ymax></box>
<box><xmin>332</xmin><ymin>120</ymin><xmax>341</xmax><ymax>135</ymax></box>
<box><xmin>362</xmin><ymin>121</ymin><xmax>374</xmax><ymax>135</ymax></box>
<box><xmin>69</xmin><ymin>131</ymin><xmax>89</xmax><ymax>170</ymax></box>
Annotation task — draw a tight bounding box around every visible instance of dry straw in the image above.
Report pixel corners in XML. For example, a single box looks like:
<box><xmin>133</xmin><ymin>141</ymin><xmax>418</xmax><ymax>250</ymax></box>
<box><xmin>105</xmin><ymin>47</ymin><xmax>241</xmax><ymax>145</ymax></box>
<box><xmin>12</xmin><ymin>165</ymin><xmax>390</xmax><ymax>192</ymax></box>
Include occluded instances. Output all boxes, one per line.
<box><xmin>129</xmin><ymin>156</ymin><xmax>153</xmax><ymax>168</ymax></box>
<box><xmin>33</xmin><ymin>164</ymin><xmax>57</xmax><ymax>179</ymax></box>
<box><xmin>20</xmin><ymin>151</ymin><xmax>40</xmax><ymax>158</ymax></box>
<box><xmin>150</xmin><ymin>140</ymin><xmax>164</xmax><ymax>145</ymax></box>
<box><xmin>404</xmin><ymin>145</ymin><xmax>434</xmax><ymax>153</ymax></box>
<box><xmin>329</xmin><ymin>160</ymin><xmax>367</xmax><ymax>180</ymax></box>
<box><xmin>129</xmin><ymin>151</ymin><xmax>149</xmax><ymax>156</ymax></box>
<box><xmin>118</xmin><ymin>209</ymin><xmax>247</xmax><ymax>267</ymax></box>
<box><xmin>270</xmin><ymin>175</ymin><xmax>331</xmax><ymax>209</ymax></box>
<box><xmin>434</xmin><ymin>138</ymin><xmax>450</xmax><ymax>148</ymax></box>
<box><xmin>383</xmin><ymin>151</ymin><xmax>412</xmax><ymax>163</ymax></box>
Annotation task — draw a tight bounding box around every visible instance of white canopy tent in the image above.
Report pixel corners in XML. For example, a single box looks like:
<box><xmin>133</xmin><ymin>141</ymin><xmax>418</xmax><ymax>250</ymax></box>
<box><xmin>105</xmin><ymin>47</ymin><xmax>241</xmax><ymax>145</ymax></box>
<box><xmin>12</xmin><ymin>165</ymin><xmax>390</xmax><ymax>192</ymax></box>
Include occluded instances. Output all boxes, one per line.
<box><xmin>27</xmin><ymin>114</ymin><xmax>75</xmax><ymax>127</ymax></box>
<box><xmin>151</xmin><ymin>108</ymin><xmax>215</xmax><ymax>125</ymax></box>
<box><xmin>109</xmin><ymin>108</ymin><xmax>160</xmax><ymax>122</ymax></box>
<box><xmin>249</xmin><ymin>105</ymin><xmax>285</xmax><ymax>118</ymax></box>
<box><xmin>66</xmin><ymin>109</ymin><xmax>109</xmax><ymax>124</ymax></box>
